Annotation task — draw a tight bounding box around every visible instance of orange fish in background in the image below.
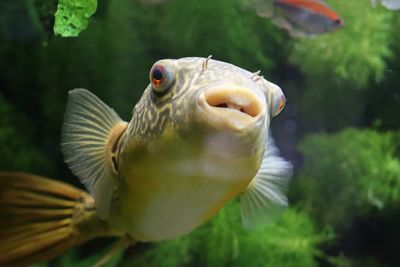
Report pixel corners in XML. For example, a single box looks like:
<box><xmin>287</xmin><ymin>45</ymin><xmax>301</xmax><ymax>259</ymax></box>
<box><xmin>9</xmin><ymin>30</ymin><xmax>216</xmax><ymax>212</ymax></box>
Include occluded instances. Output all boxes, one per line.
<box><xmin>254</xmin><ymin>0</ymin><xmax>344</xmax><ymax>37</ymax></box>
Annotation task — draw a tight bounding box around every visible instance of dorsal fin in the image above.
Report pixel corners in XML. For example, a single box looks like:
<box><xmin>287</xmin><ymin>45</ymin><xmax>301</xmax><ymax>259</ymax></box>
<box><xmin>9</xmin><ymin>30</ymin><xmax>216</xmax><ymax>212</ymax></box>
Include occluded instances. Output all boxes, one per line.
<box><xmin>240</xmin><ymin>134</ymin><xmax>293</xmax><ymax>228</ymax></box>
<box><xmin>61</xmin><ymin>89</ymin><xmax>127</xmax><ymax>219</ymax></box>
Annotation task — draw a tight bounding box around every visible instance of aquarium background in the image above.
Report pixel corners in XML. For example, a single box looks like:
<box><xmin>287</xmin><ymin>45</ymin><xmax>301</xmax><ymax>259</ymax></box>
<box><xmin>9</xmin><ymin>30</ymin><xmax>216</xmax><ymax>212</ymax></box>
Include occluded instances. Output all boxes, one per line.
<box><xmin>1</xmin><ymin>0</ymin><xmax>399</xmax><ymax>266</ymax></box>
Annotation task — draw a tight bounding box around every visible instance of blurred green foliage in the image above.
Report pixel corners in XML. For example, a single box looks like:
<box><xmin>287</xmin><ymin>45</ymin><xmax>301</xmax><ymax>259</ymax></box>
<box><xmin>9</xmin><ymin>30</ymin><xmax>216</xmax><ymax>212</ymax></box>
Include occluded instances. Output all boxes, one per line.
<box><xmin>58</xmin><ymin>249</ymin><xmax>124</xmax><ymax>267</ymax></box>
<box><xmin>291</xmin><ymin>1</ymin><xmax>395</xmax><ymax>87</ymax></box>
<box><xmin>292</xmin><ymin>129</ymin><xmax>400</xmax><ymax>229</ymax></box>
<box><xmin>0</xmin><ymin>0</ymin><xmax>399</xmax><ymax>266</ymax></box>
<box><xmin>0</xmin><ymin>96</ymin><xmax>51</xmax><ymax>173</ymax></box>
<box><xmin>157</xmin><ymin>0</ymin><xmax>284</xmax><ymax>72</ymax></box>
<box><xmin>295</xmin><ymin>80</ymin><xmax>367</xmax><ymax>132</ymax></box>
<box><xmin>125</xmin><ymin>203</ymin><xmax>332</xmax><ymax>267</ymax></box>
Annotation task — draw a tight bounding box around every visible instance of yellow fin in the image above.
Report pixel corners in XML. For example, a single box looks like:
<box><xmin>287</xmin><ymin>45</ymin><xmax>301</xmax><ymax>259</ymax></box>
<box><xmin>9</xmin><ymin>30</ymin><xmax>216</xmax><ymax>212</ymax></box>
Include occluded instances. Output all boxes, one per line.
<box><xmin>61</xmin><ymin>88</ymin><xmax>126</xmax><ymax>219</ymax></box>
<box><xmin>0</xmin><ymin>172</ymin><xmax>97</xmax><ymax>266</ymax></box>
<box><xmin>239</xmin><ymin>135</ymin><xmax>292</xmax><ymax>229</ymax></box>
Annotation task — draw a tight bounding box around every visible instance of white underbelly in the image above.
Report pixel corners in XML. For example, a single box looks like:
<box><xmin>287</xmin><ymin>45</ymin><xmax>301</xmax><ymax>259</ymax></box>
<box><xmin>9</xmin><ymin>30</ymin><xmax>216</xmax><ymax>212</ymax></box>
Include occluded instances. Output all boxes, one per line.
<box><xmin>131</xmin><ymin>181</ymin><xmax>233</xmax><ymax>241</ymax></box>
<box><xmin>114</xmin><ymin>132</ymin><xmax>262</xmax><ymax>241</ymax></box>
<box><xmin>116</xmin><ymin>157</ymin><xmax>257</xmax><ymax>241</ymax></box>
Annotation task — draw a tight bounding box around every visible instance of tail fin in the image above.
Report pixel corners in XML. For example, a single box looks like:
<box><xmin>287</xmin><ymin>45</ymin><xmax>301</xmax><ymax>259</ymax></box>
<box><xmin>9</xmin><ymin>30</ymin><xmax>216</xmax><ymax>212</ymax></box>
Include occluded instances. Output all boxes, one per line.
<box><xmin>0</xmin><ymin>172</ymin><xmax>121</xmax><ymax>267</ymax></box>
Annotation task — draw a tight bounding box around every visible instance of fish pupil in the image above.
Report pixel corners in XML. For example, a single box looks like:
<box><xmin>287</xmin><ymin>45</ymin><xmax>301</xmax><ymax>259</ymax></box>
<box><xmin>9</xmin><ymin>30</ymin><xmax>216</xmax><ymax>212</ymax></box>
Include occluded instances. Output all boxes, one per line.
<box><xmin>153</xmin><ymin>68</ymin><xmax>163</xmax><ymax>81</ymax></box>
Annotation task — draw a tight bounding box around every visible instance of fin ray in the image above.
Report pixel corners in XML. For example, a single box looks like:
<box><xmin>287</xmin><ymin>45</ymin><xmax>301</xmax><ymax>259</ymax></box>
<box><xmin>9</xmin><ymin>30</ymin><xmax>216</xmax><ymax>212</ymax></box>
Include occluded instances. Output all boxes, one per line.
<box><xmin>0</xmin><ymin>172</ymin><xmax>104</xmax><ymax>266</ymax></box>
<box><xmin>77</xmin><ymin>91</ymin><xmax>120</xmax><ymax>126</ymax></box>
<box><xmin>61</xmin><ymin>88</ymin><xmax>126</xmax><ymax>218</ymax></box>
<box><xmin>240</xmin><ymin>134</ymin><xmax>293</xmax><ymax>228</ymax></box>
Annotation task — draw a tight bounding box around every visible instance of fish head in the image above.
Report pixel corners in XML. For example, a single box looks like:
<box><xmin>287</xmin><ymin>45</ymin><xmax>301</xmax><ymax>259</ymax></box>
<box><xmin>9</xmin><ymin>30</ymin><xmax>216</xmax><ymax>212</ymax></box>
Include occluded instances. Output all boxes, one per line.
<box><xmin>124</xmin><ymin>57</ymin><xmax>285</xmax><ymax>180</ymax></box>
<box><xmin>130</xmin><ymin>57</ymin><xmax>286</xmax><ymax>156</ymax></box>
<box><xmin>314</xmin><ymin>14</ymin><xmax>344</xmax><ymax>33</ymax></box>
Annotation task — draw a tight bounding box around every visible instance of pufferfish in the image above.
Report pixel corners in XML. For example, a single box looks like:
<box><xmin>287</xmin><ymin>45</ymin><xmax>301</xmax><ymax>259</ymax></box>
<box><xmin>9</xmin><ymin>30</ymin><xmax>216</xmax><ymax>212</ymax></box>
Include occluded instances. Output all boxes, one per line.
<box><xmin>0</xmin><ymin>57</ymin><xmax>292</xmax><ymax>266</ymax></box>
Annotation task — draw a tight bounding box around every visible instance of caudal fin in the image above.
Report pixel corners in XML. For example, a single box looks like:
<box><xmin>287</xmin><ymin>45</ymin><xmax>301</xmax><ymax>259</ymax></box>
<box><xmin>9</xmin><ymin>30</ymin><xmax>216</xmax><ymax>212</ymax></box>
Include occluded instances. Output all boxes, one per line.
<box><xmin>0</xmin><ymin>172</ymin><xmax>120</xmax><ymax>267</ymax></box>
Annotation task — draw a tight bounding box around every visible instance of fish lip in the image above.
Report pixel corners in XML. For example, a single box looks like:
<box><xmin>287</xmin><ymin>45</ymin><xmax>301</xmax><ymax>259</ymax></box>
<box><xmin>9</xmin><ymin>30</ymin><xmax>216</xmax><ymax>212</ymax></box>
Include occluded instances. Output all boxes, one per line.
<box><xmin>197</xmin><ymin>86</ymin><xmax>265</xmax><ymax>131</ymax></box>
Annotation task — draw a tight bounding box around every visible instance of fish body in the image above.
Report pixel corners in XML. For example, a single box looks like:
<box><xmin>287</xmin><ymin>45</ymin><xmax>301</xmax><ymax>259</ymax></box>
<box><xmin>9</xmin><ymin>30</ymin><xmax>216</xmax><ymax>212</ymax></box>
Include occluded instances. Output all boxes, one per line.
<box><xmin>114</xmin><ymin>128</ymin><xmax>262</xmax><ymax>241</ymax></box>
<box><xmin>255</xmin><ymin>0</ymin><xmax>343</xmax><ymax>37</ymax></box>
<box><xmin>62</xmin><ymin>57</ymin><xmax>291</xmax><ymax>241</ymax></box>
<box><xmin>0</xmin><ymin>57</ymin><xmax>292</xmax><ymax>266</ymax></box>
<box><xmin>113</xmin><ymin>59</ymin><xmax>268</xmax><ymax>240</ymax></box>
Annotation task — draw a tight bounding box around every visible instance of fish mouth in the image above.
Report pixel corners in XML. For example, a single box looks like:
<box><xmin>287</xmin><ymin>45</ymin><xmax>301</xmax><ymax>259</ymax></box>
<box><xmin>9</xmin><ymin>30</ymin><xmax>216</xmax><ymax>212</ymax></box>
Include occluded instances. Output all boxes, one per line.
<box><xmin>198</xmin><ymin>86</ymin><xmax>264</xmax><ymax>131</ymax></box>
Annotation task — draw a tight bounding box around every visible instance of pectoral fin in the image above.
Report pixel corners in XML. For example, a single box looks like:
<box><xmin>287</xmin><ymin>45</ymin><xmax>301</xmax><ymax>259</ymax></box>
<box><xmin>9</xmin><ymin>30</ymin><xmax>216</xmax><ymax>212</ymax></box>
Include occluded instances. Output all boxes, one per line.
<box><xmin>240</xmin><ymin>135</ymin><xmax>292</xmax><ymax>228</ymax></box>
<box><xmin>61</xmin><ymin>89</ymin><xmax>127</xmax><ymax>219</ymax></box>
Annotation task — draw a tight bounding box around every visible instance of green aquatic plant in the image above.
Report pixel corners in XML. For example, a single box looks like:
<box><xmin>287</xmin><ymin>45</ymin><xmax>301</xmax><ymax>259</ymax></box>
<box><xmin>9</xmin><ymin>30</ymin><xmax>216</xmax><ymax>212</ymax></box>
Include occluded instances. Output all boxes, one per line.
<box><xmin>58</xmin><ymin>249</ymin><xmax>124</xmax><ymax>267</ymax></box>
<box><xmin>123</xmin><ymin>203</ymin><xmax>333</xmax><ymax>267</ymax></box>
<box><xmin>157</xmin><ymin>0</ymin><xmax>285</xmax><ymax>72</ymax></box>
<box><xmin>0</xmin><ymin>96</ymin><xmax>50</xmax><ymax>173</ymax></box>
<box><xmin>292</xmin><ymin>128</ymin><xmax>400</xmax><ymax>229</ymax></box>
<box><xmin>54</xmin><ymin>0</ymin><xmax>97</xmax><ymax>37</ymax></box>
<box><xmin>295</xmin><ymin>79</ymin><xmax>366</xmax><ymax>132</ymax></box>
<box><xmin>290</xmin><ymin>1</ymin><xmax>394</xmax><ymax>87</ymax></box>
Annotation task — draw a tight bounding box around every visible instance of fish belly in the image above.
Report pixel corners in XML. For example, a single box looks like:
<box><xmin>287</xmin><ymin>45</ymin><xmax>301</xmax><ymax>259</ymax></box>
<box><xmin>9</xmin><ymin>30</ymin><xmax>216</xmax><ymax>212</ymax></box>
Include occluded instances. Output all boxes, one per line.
<box><xmin>113</xmin><ymin>156</ymin><xmax>258</xmax><ymax>241</ymax></box>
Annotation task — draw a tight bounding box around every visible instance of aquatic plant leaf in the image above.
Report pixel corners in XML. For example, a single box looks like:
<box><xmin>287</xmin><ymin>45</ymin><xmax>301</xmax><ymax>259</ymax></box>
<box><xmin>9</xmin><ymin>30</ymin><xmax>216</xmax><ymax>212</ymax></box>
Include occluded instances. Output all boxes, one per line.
<box><xmin>54</xmin><ymin>0</ymin><xmax>97</xmax><ymax>37</ymax></box>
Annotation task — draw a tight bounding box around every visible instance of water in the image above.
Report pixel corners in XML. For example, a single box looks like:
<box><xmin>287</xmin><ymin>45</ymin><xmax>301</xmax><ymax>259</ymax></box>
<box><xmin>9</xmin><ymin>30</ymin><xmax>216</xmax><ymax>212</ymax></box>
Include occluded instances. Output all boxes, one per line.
<box><xmin>0</xmin><ymin>0</ymin><xmax>399</xmax><ymax>266</ymax></box>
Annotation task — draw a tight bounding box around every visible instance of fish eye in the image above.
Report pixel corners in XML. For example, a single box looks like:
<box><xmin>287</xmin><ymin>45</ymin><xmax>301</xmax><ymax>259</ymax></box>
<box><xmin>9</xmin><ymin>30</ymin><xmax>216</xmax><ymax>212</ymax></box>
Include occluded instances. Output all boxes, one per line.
<box><xmin>334</xmin><ymin>18</ymin><xmax>343</xmax><ymax>26</ymax></box>
<box><xmin>149</xmin><ymin>63</ymin><xmax>175</xmax><ymax>94</ymax></box>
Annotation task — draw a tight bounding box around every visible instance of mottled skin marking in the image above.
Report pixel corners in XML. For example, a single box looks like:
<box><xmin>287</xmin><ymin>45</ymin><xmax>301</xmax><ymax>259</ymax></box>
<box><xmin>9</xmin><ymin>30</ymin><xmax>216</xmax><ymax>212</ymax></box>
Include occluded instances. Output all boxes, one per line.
<box><xmin>125</xmin><ymin>59</ymin><xmax>204</xmax><ymax>138</ymax></box>
<box><xmin>124</xmin><ymin>58</ymin><xmax>266</xmax><ymax>139</ymax></box>
<box><xmin>109</xmin><ymin>57</ymin><xmax>275</xmax><ymax>241</ymax></box>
